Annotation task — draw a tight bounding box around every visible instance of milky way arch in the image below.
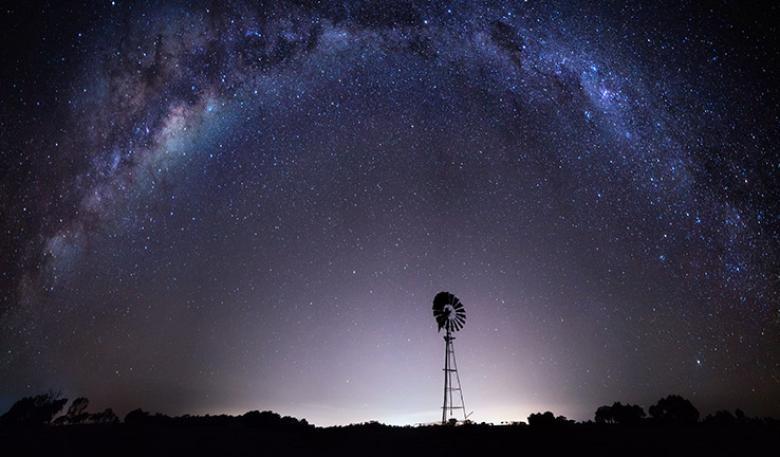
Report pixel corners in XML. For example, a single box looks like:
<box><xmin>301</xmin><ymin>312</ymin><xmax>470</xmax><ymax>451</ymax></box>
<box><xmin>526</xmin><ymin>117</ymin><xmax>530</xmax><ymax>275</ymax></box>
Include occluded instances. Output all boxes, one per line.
<box><xmin>1</xmin><ymin>1</ymin><xmax>777</xmax><ymax>422</ymax></box>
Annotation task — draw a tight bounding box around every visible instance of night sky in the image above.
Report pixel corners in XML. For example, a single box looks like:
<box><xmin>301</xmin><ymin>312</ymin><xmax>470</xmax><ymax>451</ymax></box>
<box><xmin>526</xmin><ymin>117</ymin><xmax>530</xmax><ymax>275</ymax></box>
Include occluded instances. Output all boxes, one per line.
<box><xmin>1</xmin><ymin>1</ymin><xmax>778</xmax><ymax>426</ymax></box>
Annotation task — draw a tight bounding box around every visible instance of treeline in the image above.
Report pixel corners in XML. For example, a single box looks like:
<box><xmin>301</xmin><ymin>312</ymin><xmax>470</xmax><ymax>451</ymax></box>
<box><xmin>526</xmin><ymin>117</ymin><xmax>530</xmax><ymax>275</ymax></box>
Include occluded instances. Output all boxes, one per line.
<box><xmin>0</xmin><ymin>393</ymin><xmax>119</xmax><ymax>427</ymax></box>
<box><xmin>124</xmin><ymin>408</ymin><xmax>311</xmax><ymax>429</ymax></box>
<box><xmin>0</xmin><ymin>391</ymin><xmax>776</xmax><ymax>428</ymax></box>
<box><xmin>0</xmin><ymin>392</ymin><xmax>310</xmax><ymax>429</ymax></box>
<box><xmin>526</xmin><ymin>394</ymin><xmax>771</xmax><ymax>427</ymax></box>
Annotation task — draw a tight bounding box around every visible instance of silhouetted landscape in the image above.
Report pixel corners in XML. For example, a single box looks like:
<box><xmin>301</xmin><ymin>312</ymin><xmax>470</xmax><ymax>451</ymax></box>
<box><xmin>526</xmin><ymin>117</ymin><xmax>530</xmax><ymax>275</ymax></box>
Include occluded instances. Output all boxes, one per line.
<box><xmin>2</xmin><ymin>392</ymin><xmax>777</xmax><ymax>456</ymax></box>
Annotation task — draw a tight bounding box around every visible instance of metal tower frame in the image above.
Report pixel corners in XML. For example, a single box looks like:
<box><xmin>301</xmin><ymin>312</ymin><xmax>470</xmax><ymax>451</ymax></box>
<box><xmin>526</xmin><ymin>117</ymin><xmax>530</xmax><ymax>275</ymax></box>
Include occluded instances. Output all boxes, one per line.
<box><xmin>441</xmin><ymin>327</ymin><xmax>468</xmax><ymax>424</ymax></box>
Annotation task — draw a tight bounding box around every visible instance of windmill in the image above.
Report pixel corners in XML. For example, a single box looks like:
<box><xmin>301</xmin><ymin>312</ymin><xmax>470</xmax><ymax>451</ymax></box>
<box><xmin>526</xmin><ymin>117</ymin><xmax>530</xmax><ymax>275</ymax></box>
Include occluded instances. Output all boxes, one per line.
<box><xmin>432</xmin><ymin>291</ymin><xmax>470</xmax><ymax>424</ymax></box>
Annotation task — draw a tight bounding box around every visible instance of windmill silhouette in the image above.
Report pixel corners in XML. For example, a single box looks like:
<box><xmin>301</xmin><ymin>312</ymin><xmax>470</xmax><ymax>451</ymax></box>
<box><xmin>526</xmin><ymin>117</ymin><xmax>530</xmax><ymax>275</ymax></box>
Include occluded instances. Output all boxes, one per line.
<box><xmin>432</xmin><ymin>291</ymin><xmax>471</xmax><ymax>424</ymax></box>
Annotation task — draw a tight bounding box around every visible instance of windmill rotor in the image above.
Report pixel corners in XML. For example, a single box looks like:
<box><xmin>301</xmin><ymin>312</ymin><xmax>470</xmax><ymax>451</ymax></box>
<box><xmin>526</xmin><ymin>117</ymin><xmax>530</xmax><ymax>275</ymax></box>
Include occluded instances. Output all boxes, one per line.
<box><xmin>432</xmin><ymin>291</ymin><xmax>466</xmax><ymax>333</ymax></box>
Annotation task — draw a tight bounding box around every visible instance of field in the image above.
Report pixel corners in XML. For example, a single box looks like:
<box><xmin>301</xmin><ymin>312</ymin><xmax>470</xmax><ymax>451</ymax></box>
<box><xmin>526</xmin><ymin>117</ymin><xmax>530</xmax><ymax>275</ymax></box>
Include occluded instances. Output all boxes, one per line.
<box><xmin>3</xmin><ymin>420</ymin><xmax>777</xmax><ymax>456</ymax></box>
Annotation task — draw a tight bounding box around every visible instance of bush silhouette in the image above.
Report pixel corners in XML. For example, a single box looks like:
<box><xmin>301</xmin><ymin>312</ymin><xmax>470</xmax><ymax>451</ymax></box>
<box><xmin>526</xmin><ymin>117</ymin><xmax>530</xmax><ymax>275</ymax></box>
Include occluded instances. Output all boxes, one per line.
<box><xmin>649</xmin><ymin>395</ymin><xmax>699</xmax><ymax>424</ymax></box>
<box><xmin>0</xmin><ymin>392</ymin><xmax>68</xmax><ymax>426</ymax></box>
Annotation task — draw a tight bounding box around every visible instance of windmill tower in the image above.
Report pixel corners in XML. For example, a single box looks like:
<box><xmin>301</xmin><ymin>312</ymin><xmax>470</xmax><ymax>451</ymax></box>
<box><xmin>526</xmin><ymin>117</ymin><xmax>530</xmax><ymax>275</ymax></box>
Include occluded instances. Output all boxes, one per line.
<box><xmin>432</xmin><ymin>291</ymin><xmax>470</xmax><ymax>424</ymax></box>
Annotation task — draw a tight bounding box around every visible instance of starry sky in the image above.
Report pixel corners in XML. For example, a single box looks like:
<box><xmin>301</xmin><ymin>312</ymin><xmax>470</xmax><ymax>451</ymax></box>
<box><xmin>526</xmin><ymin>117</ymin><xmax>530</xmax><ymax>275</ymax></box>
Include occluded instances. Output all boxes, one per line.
<box><xmin>1</xmin><ymin>1</ymin><xmax>778</xmax><ymax>426</ymax></box>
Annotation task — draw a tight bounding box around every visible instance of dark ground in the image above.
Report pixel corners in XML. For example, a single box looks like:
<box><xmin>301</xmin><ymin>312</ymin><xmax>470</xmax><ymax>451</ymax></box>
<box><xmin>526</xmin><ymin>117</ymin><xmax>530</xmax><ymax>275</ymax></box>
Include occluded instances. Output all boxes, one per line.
<box><xmin>3</xmin><ymin>421</ymin><xmax>778</xmax><ymax>457</ymax></box>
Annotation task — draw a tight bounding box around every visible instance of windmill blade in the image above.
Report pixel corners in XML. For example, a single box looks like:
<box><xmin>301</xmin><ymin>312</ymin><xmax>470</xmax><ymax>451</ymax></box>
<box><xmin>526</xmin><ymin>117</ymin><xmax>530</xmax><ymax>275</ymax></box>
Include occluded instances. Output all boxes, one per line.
<box><xmin>433</xmin><ymin>292</ymin><xmax>455</xmax><ymax>309</ymax></box>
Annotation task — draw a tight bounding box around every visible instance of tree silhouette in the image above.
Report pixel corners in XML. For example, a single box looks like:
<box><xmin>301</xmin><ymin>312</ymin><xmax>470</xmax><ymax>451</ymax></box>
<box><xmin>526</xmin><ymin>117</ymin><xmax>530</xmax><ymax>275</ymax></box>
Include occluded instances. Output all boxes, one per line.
<box><xmin>595</xmin><ymin>405</ymin><xmax>613</xmax><ymax>424</ymax></box>
<box><xmin>51</xmin><ymin>398</ymin><xmax>119</xmax><ymax>425</ymax></box>
<box><xmin>594</xmin><ymin>402</ymin><xmax>645</xmax><ymax>425</ymax></box>
<box><xmin>66</xmin><ymin>397</ymin><xmax>90</xmax><ymax>424</ymax></box>
<box><xmin>649</xmin><ymin>395</ymin><xmax>699</xmax><ymax>424</ymax></box>
<box><xmin>0</xmin><ymin>392</ymin><xmax>68</xmax><ymax>426</ymax></box>
<box><xmin>124</xmin><ymin>409</ymin><xmax>173</xmax><ymax>425</ymax></box>
<box><xmin>704</xmin><ymin>410</ymin><xmax>736</xmax><ymax>425</ymax></box>
<box><xmin>124</xmin><ymin>408</ymin><xmax>151</xmax><ymax>425</ymax></box>
<box><xmin>240</xmin><ymin>410</ymin><xmax>311</xmax><ymax>429</ymax></box>
<box><xmin>241</xmin><ymin>410</ymin><xmax>282</xmax><ymax>427</ymax></box>
<box><xmin>90</xmin><ymin>408</ymin><xmax>119</xmax><ymax>424</ymax></box>
<box><xmin>527</xmin><ymin>411</ymin><xmax>571</xmax><ymax>427</ymax></box>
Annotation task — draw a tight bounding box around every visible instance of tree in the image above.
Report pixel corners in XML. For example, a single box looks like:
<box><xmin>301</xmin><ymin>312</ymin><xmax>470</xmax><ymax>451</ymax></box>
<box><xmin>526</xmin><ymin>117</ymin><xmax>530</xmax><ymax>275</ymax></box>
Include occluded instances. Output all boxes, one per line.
<box><xmin>90</xmin><ymin>408</ymin><xmax>119</xmax><ymax>424</ymax></box>
<box><xmin>240</xmin><ymin>410</ymin><xmax>311</xmax><ymax>429</ymax></box>
<box><xmin>595</xmin><ymin>405</ymin><xmax>614</xmax><ymax>424</ymax></box>
<box><xmin>617</xmin><ymin>403</ymin><xmax>645</xmax><ymax>425</ymax></box>
<box><xmin>528</xmin><ymin>411</ymin><xmax>571</xmax><ymax>427</ymax></box>
<box><xmin>649</xmin><ymin>395</ymin><xmax>699</xmax><ymax>424</ymax></box>
<box><xmin>704</xmin><ymin>410</ymin><xmax>736</xmax><ymax>425</ymax></box>
<box><xmin>241</xmin><ymin>410</ymin><xmax>282</xmax><ymax>427</ymax></box>
<box><xmin>595</xmin><ymin>402</ymin><xmax>645</xmax><ymax>425</ymax></box>
<box><xmin>0</xmin><ymin>392</ymin><xmax>68</xmax><ymax>426</ymax></box>
<box><xmin>124</xmin><ymin>408</ymin><xmax>150</xmax><ymax>425</ymax></box>
<box><xmin>65</xmin><ymin>397</ymin><xmax>90</xmax><ymax>424</ymax></box>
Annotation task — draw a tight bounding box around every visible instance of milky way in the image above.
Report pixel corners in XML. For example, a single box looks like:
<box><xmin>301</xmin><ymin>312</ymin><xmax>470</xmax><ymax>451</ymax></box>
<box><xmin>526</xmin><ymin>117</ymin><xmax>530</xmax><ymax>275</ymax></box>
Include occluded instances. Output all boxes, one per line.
<box><xmin>1</xmin><ymin>1</ymin><xmax>778</xmax><ymax>425</ymax></box>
